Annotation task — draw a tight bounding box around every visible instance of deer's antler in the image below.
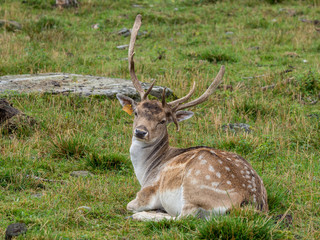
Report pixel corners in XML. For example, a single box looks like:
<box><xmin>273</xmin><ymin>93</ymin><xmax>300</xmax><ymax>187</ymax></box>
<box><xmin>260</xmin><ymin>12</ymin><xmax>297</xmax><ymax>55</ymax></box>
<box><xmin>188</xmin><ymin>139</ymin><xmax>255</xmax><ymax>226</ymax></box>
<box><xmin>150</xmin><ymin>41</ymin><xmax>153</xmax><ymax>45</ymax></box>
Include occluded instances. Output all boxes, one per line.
<box><xmin>166</xmin><ymin>66</ymin><xmax>225</xmax><ymax>130</ymax></box>
<box><xmin>129</xmin><ymin>14</ymin><xmax>225</xmax><ymax>131</ymax></box>
<box><xmin>129</xmin><ymin>14</ymin><xmax>154</xmax><ymax>101</ymax></box>
<box><xmin>167</xmin><ymin>82</ymin><xmax>196</xmax><ymax>109</ymax></box>
<box><xmin>168</xmin><ymin>66</ymin><xmax>225</xmax><ymax>111</ymax></box>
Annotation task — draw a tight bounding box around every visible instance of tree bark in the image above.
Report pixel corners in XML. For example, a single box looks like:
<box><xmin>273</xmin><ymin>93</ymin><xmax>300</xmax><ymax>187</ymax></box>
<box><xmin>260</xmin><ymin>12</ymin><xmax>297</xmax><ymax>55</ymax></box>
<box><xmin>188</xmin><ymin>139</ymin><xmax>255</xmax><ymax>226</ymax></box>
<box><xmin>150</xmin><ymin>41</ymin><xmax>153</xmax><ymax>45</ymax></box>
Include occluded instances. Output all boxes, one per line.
<box><xmin>0</xmin><ymin>99</ymin><xmax>35</xmax><ymax>133</ymax></box>
<box><xmin>0</xmin><ymin>99</ymin><xmax>21</xmax><ymax>124</ymax></box>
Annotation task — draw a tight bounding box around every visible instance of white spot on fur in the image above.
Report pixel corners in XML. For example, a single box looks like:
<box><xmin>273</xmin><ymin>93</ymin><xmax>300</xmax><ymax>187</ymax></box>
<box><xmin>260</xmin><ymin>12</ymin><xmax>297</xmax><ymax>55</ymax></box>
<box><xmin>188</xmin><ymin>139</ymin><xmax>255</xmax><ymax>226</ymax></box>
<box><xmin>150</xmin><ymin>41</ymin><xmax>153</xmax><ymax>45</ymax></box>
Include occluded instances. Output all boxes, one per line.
<box><xmin>200</xmin><ymin>159</ymin><xmax>207</xmax><ymax>165</ymax></box>
<box><xmin>244</xmin><ymin>166</ymin><xmax>248</xmax><ymax>170</ymax></box>
<box><xmin>251</xmin><ymin>188</ymin><xmax>257</xmax><ymax>192</ymax></box>
<box><xmin>195</xmin><ymin>170</ymin><xmax>201</xmax><ymax>176</ymax></box>
<box><xmin>226</xmin><ymin>157</ymin><xmax>232</xmax><ymax>161</ymax></box>
<box><xmin>209</xmin><ymin>165</ymin><xmax>215</xmax><ymax>172</ymax></box>
<box><xmin>231</xmin><ymin>174</ymin><xmax>235</xmax><ymax>178</ymax></box>
<box><xmin>251</xmin><ymin>170</ymin><xmax>255</xmax><ymax>174</ymax></box>
<box><xmin>241</xmin><ymin>170</ymin><xmax>245</xmax><ymax>174</ymax></box>
<box><xmin>248</xmin><ymin>184</ymin><xmax>252</xmax><ymax>189</ymax></box>
<box><xmin>216</xmin><ymin>172</ymin><xmax>221</xmax><ymax>178</ymax></box>
<box><xmin>198</xmin><ymin>155</ymin><xmax>204</xmax><ymax>160</ymax></box>
<box><xmin>211</xmin><ymin>182</ymin><xmax>219</xmax><ymax>187</ymax></box>
<box><xmin>191</xmin><ymin>178</ymin><xmax>198</xmax><ymax>185</ymax></box>
<box><xmin>187</xmin><ymin>169</ymin><xmax>192</xmax><ymax>177</ymax></box>
<box><xmin>218</xmin><ymin>160</ymin><xmax>223</xmax><ymax>164</ymax></box>
<box><xmin>246</xmin><ymin>170</ymin><xmax>250</xmax><ymax>175</ymax></box>
<box><xmin>235</xmin><ymin>163</ymin><xmax>240</xmax><ymax>167</ymax></box>
<box><xmin>253</xmin><ymin>194</ymin><xmax>257</xmax><ymax>203</ymax></box>
<box><xmin>225</xmin><ymin>166</ymin><xmax>230</xmax><ymax>171</ymax></box>
<box><xmin>200</xmin><ymin>185</ymin><xmax>228</xmax><ymax>194</ymax></box>
<box><xmin>226</xmin><ymin>181</ymin><xmax>231</xmax><ymax>185</ymax></box>
<box><xmin>245</xmin><ymin>175</ymin><xmax>251</xmax><ymax>179</ymax></box>
<box><xmin>205</xmin><ymin>175</ymin><xmax>211</xmax><ymax>180</ymax></box>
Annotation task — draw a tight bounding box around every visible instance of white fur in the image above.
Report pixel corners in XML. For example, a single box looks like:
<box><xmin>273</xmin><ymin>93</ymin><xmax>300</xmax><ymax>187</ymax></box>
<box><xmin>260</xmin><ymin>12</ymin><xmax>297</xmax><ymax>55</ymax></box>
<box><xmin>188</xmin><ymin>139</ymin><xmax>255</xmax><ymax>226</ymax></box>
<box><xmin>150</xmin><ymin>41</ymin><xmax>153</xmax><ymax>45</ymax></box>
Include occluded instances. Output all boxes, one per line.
<box><xmin>130</xmin><ymin>137</ymin><xmax>157</xmax><ymax>185</ymax></box>
<box><xmin>212</xmin><ymin>206</ymin><xmax>228</xmax><ymax>215</ymax></box>
<box><xmin>200</xmin><ymin>184</ymin><xmax>229</xmax><ymax>194</ymax></box>
<box><xmin>160</xmin><ymin>187</ymin><xmax>183</xmax><ymax>216</ymax></box>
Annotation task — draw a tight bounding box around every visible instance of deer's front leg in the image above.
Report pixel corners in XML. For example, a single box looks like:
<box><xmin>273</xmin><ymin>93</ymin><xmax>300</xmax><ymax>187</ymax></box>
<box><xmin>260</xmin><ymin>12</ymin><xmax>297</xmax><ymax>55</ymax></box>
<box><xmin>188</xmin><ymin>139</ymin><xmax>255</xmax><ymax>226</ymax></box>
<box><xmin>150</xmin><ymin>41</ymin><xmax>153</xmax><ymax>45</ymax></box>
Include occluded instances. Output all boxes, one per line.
<box><xmin>127</xmin><ymin>184</ymin><xmax>162</xmax><ymax>212</ymax></box>
<box><xmin>127</xmin><ymin>184</ymin><xmax>173</xmax><ymax>221</ymax></box>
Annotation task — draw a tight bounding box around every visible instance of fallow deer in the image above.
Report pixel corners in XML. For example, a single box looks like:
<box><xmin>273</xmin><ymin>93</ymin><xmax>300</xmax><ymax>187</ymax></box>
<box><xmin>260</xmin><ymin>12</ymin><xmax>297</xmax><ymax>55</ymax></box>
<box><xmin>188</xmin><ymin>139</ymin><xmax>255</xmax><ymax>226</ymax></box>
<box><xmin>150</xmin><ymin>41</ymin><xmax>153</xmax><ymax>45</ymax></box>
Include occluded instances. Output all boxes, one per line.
<box><xmin>117</xmin><ymin>15</ymin><xmax>268</xmax><ymax>221</ymax></box>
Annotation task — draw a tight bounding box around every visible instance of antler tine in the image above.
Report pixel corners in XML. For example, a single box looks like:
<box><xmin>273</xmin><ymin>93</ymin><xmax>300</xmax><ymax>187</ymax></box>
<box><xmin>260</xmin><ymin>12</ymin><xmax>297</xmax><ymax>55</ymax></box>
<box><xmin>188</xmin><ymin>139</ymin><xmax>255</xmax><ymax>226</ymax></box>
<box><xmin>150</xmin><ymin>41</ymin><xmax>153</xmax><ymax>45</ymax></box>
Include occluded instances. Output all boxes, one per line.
<box><xmin>175</xmin><ymin>66</ymin><xmax>225</xmax><ymax>111</ymax></box>
<box><xmin>129</xmin><ymin>14</ymin><xmax>145</xmax><ymax>100</ymax></box>
<box><xmin>168</xmin><ymin>81</ymin><xmax>196</xmax><ymax>108</ymax></box>
<box><xmin>142</xmin><ymin>79</ymin><xmax>156</xmax><ymax>101</ymax></box>
<box><xmin>161</xmin><ymin>88</ymin><xmax>166</xmax><ymax>107</ymax></box>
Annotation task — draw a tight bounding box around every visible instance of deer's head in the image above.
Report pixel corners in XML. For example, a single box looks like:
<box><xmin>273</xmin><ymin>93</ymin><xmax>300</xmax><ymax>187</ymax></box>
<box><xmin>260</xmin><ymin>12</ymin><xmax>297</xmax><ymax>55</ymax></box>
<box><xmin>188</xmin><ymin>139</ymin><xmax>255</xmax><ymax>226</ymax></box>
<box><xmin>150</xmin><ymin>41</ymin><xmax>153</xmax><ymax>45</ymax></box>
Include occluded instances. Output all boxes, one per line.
<box><xmin>116</xmin><ymin>15</ymin><xmax>225</xmax><ymax>143</ymax></box>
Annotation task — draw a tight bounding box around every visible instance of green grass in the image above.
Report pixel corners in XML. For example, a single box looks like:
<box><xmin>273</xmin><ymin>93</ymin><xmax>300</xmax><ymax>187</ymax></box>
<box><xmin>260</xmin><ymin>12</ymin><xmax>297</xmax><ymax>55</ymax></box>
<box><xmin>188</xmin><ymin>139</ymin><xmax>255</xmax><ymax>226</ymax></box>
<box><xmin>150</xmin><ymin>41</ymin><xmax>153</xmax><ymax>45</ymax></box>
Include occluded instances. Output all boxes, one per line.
<box><xmin>1</xmin><ymin>0</ymin><xmax>320</xmax><ymax>239</ymax></box>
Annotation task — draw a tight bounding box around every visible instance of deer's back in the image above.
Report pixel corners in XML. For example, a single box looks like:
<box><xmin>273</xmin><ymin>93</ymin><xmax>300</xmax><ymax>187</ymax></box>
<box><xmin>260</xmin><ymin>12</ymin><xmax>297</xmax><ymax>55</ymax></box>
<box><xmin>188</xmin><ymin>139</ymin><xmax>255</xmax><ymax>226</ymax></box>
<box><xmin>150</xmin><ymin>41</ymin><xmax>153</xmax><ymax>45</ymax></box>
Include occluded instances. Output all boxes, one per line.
<box><xmin>158</xmin><ymin>147</ymin><xmax>268</xmax><ymax>216</ymax></box>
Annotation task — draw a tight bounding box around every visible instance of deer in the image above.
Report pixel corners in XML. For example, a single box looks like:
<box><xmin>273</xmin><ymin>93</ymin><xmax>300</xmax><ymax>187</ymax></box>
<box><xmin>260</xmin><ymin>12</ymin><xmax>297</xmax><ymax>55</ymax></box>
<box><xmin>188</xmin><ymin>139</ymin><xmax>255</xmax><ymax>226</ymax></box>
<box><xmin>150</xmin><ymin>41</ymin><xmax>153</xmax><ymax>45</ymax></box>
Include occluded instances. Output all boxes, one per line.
<box><xmin>116</xmin><ymin>15</ymin><xmax>268</xmax><ymax>221</ymax></box>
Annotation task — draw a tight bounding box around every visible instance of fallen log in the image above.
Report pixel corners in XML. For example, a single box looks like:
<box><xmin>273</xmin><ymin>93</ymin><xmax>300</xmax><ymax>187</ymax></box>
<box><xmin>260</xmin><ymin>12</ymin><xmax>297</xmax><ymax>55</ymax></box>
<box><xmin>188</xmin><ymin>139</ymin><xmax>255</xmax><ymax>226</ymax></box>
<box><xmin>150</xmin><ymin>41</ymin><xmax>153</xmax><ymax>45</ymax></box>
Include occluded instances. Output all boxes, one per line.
<box><xmin>0</xmin><ymin>99</ymin><xmax>36</xmax><ymax>133</ymax></box>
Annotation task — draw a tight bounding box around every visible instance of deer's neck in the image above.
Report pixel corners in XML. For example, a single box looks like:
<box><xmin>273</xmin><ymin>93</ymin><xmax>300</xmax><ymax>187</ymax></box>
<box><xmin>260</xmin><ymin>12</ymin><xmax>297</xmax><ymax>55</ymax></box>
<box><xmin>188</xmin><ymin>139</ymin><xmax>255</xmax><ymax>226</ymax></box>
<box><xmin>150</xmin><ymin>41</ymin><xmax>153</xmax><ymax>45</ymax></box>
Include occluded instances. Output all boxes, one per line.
<box><xmin>130</xmin><ymin>134</ymin><xmax>169</xmax><ymax>186</ymax></box>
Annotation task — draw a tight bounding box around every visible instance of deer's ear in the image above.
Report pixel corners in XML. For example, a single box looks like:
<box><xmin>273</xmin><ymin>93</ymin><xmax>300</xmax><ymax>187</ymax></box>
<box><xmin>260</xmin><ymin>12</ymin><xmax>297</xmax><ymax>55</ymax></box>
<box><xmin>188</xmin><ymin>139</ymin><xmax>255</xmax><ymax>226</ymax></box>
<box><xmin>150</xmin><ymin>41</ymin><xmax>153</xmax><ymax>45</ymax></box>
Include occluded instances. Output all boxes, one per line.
<box><xmin>116</xmin><ymin>94</ymin><xmax>136</xmax><ymax>115</ymax></box>
<box><xmin>175</xmin><ymin>111</ymin><xmax>194</xmax><ymax>122</ymax></box>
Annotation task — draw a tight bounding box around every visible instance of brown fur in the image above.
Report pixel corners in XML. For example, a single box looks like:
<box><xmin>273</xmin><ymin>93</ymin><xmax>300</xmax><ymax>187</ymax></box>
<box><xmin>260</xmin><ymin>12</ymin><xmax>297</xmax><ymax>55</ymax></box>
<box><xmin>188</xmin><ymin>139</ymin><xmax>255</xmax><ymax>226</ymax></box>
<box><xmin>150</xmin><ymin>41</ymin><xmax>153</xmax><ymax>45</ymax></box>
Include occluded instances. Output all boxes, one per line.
<box><xmin>118</xmin><ymin>98</ymin><xmax>268</xmax><ymax>219</ymax></box>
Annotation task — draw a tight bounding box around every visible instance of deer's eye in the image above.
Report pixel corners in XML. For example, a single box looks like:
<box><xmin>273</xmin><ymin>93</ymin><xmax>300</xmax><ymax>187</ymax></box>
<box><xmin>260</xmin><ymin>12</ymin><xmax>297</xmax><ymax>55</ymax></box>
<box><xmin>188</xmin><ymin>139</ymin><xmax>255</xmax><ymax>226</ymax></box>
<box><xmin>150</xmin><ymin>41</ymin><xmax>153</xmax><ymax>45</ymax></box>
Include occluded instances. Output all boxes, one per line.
<box><xmin>134</xmin><ymin>111</ymin><xmax>138</xmax><ymax>117</ymax></box>
<box><xmin>160</xmin><ymin>119</ymin><xmax>166</xmax><ymax>124</ymax></box>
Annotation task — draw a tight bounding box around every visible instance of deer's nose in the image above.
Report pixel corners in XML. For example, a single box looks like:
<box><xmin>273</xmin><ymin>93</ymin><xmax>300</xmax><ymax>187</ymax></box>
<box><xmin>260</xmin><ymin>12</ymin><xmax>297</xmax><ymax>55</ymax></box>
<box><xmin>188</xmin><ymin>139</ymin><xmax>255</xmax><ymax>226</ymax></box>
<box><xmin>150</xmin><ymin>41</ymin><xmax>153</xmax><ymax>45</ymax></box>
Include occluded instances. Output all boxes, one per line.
<box><xmin>134</xmin><ymin>127</ymin><xmax>148</xmax><ymax>139</ymax></box>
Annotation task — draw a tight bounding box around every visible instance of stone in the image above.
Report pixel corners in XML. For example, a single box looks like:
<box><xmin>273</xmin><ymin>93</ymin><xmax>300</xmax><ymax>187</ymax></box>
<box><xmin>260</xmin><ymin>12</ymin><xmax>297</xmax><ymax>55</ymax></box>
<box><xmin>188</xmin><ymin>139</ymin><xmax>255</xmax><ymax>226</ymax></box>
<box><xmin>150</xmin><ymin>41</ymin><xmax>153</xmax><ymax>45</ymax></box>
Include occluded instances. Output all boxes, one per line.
<box><xmin>248</xmin><ymin>46</ymin><xmax>260</xmax><ymax>50</ymax></box>
<box><xmin>130</xmin><ymin>211</ymin><xmax>173</xmax><ymax>221</ymax></box>
<box><xmin>116</xmin><ymin>44</ymin><xmax>129</xmax><ymax>50</ymax></box>
<box><xmin>5</xmin><ymin>223</ymin><xmax>27</xmax><ymax>240</ymax></box>
<box><xmin>0</xmin><ymin>73</ymin><xmax>174</xmax><ymax>100</ymax></box>
<box><xmin>56</xmin><ymin>0</ymin><xmax>78</xmax><ymax>8</ymax></box>
<box><xmin>117</xmin><ymin>28</ymin><xmax>147</xmax><ymax>37</ymax></box>
<box><xmin>70</xmin><ymin>171</ymin><xmax>93</xmax><ymax>177</ymax></box>
<box><xmin>31</xmin><ymin>193</ymin><xmax>43</xmax><ymax>198</ymax></box>
<box><xmin>0</xmin><ymin>20</ymin><xmax>22</xmax><ymax>31</ymax></box>
<box><xmin>91</xmin><ymin>23</ymin><xmax>99</xmax><ymax>29</ymax></box>
<box><xmin>222</xmin><ymin>123</ymin><xmax>252</xmax><ymax>133</ymax></box>
<box><xmin>225</xmin><ymin>31</ymin><xmax>234</xmax><ymax>35</ymax></box>
<box><xmin>118</xmin><ymin>28</ymin><xmax>131</xmax><ymax>37</ymax></box>
<box><xmin>132</xmin><ymin>4</ymin><xmax>143</xmax><ymax>8</ymax></box>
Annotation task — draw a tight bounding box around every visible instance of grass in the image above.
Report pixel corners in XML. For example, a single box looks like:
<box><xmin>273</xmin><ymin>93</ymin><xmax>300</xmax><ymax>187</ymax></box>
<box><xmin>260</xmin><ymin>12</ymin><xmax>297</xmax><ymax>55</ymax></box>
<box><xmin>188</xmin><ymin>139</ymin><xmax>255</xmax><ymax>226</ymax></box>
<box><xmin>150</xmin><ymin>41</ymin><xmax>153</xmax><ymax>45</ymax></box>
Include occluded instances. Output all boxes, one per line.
<box><xmin>0</xmin><ymin>0</ymin><xmax>320</xmax><ymax>239</ymax></box>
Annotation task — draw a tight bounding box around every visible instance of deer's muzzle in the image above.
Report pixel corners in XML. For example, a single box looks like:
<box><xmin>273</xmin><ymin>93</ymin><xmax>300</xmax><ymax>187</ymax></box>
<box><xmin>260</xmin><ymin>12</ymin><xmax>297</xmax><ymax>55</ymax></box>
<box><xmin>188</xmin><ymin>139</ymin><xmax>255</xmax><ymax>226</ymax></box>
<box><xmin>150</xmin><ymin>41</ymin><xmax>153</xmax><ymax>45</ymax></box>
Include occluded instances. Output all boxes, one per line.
<box><xmin>134</xmin><ymin>126</ymin><xmax>148</xmax><ymax>139</ymax></box>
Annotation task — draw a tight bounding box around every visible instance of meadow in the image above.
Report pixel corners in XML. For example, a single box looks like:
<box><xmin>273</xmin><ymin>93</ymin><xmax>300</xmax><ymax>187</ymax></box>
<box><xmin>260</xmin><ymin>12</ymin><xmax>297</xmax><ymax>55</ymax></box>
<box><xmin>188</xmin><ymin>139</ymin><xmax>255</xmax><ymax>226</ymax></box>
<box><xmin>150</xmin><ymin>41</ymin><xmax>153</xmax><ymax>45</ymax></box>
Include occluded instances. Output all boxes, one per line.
<box><xmin>0</xmin><ymin>0</ymin><xmax>319</xmax><ymax>239</ymax></box>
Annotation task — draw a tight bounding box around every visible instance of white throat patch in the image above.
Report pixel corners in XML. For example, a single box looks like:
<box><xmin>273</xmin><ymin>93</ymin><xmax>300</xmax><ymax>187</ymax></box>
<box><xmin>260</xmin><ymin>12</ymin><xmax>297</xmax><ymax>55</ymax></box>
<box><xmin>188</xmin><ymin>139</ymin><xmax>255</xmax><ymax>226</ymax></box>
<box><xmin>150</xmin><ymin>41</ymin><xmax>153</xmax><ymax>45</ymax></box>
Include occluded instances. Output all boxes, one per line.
<box><xmin>130</xmin><ymin>137</ymin><xmax>157</xmax><ymax>185</ymax></box>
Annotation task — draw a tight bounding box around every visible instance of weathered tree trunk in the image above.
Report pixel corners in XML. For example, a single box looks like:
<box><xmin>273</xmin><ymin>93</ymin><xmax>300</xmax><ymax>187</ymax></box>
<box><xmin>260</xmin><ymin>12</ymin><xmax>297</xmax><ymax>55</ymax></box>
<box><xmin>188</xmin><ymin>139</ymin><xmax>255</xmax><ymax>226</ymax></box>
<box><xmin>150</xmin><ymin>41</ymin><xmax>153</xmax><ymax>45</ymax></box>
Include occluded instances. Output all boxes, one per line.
<box><xmin>56</xmin><ymin>0</ymin><xmax>79</xmax><ymax>8</ymax></box>
<box><xmin>0</xmin><ymin>99</ymin><xmax>21</xmax><ymax>124</ymax></box>
<box><xmin>0</xmin><ymin>99</ymin><xmax>35</xmax><ymax>133</ymax></box>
